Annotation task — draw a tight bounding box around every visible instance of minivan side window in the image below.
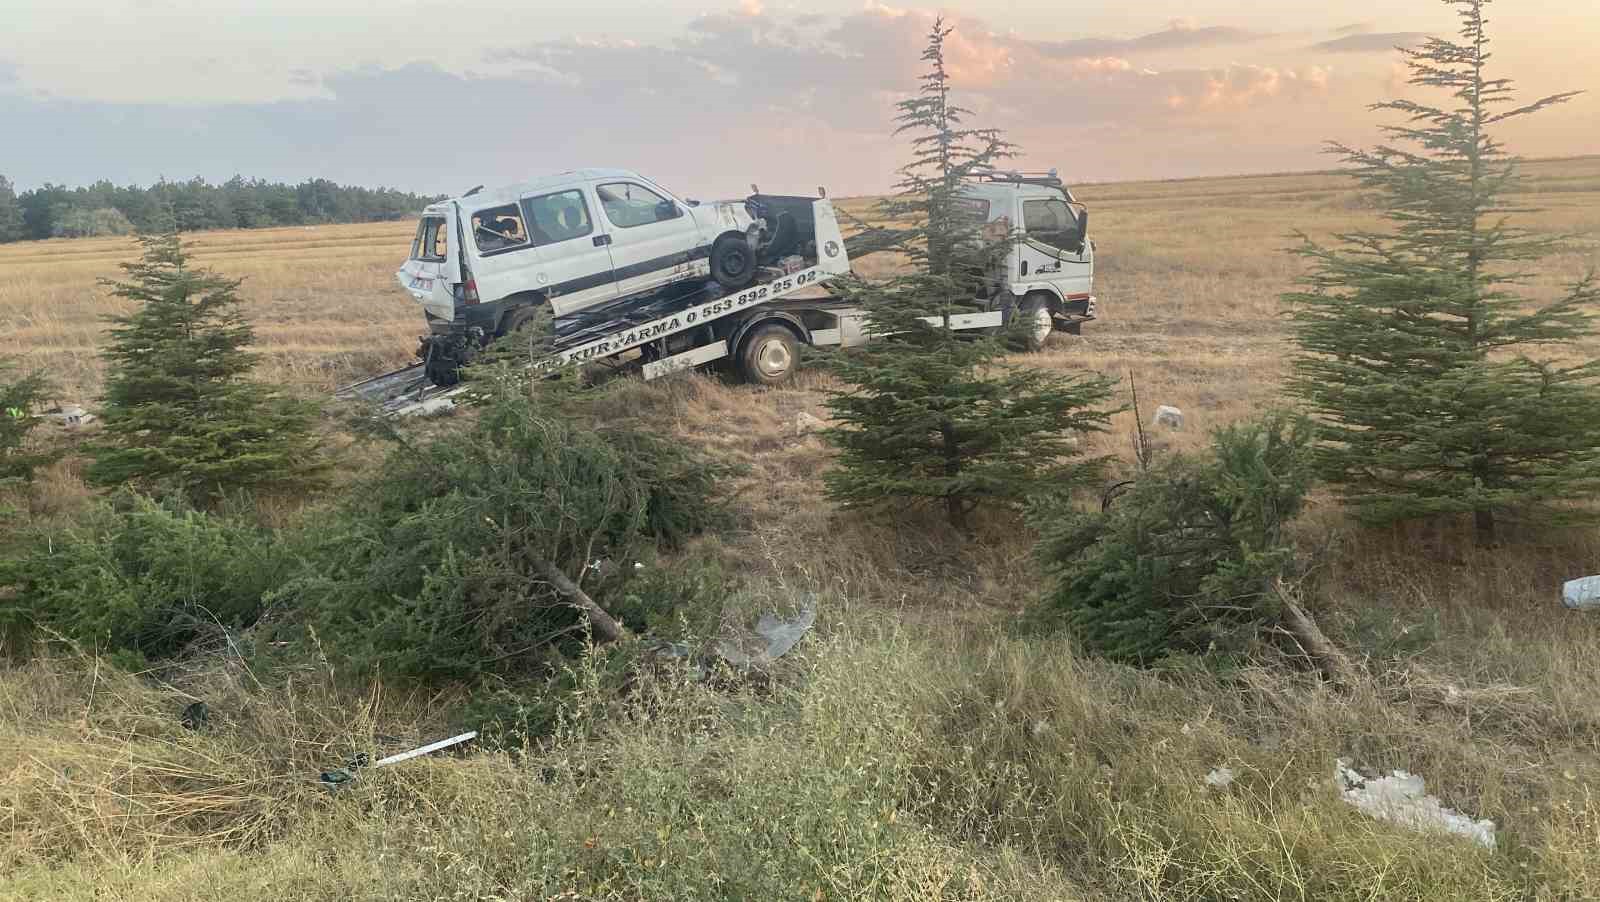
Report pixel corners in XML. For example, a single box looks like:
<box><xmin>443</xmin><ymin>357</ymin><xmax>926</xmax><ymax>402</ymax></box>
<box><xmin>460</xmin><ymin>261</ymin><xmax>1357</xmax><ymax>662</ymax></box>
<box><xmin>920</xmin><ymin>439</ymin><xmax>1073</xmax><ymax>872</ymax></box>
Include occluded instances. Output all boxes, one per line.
<box><xmin>596</xmin><ymin>182</ymin><xmax>680</xmax><ymax>228</ymax></box>
<box><xmin>522</xmin><ymin>189</ymin><xmax>594</xmax><ymax>245</ymax></box>
<box><xmin>1022</xmin><ymin>199</ymin><xmax>1081</xmax><ymax>252</ymax></box>
<box><xmin>471</xmin><ymin>203</ymin><xmax>532</xmax><ymax>255</ymax></box>
<box><xmin>413</xmin><ymin>217</ymin><xmax>448</xmax><ymax>261</ymax></box>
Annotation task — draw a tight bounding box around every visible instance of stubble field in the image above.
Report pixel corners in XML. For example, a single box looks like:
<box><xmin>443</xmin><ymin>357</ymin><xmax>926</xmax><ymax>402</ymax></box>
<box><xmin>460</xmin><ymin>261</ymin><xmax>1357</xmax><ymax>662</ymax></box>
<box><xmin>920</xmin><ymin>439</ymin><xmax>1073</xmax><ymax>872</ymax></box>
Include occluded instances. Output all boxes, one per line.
<box><xmin>5</xmin><ymin>156</ymin><xmax>1598</xmax><ymax>461</ymax></box>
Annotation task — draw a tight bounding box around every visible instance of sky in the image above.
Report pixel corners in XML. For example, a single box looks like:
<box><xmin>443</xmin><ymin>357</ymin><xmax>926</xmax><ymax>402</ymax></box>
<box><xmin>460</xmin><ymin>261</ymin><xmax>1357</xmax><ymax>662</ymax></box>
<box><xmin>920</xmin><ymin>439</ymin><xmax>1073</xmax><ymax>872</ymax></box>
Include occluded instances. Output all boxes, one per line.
<box><xmin>1</xmin><ymin>0</ymin><xmax>1596</xmax><ymax>198</ymax></box>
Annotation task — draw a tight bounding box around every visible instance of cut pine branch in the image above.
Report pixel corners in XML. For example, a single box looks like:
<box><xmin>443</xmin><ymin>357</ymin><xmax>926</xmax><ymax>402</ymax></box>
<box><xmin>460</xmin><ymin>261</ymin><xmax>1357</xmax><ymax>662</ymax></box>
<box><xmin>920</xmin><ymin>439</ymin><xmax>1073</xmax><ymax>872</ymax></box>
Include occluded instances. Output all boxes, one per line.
<box><xmin>535</xmin><ymin>557</ymin><xmax>630</xmax><ymax>643</ymax></box>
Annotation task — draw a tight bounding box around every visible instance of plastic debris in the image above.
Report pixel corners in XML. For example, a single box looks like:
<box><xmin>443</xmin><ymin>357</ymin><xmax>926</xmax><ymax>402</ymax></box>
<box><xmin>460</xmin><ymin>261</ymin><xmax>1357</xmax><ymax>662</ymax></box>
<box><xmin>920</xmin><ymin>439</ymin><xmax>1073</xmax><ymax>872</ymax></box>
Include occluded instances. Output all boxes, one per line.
<box><xmin>45</xmin><ymin>405</ymin><xmax>96</xmax><ymax>427</ymax></box>
<box><xmin>1204</xmin><ymin>766</ymin><xmax>1235</xmax><ymax>789</ymax></box>
<box><xmin>1333</xmin><ymin>759</ymin><xmax>1496</xmax><ymax>850</ymax></box>
<box><xmin>1562</xmin><ymin>575</ymin><xmax>1600</xmax><ymax>610</ymax></box>
<box><xmin>1151</xmin><ymin>405</ymin><xmax>1184</xmax><ymax>430</ymax></box>
<box><xmin>715</xmin><ymin>606</ymin><xmax>817</xmax><ymax>667</ymax></box>
<box><xmin>319</xmin><ymin>731</ymin><xmax>478</xmax><ymax>791</ymax></box>
<box><xmin>371</xmin><ymin>731</ymin><xmax>478</xmax><ymax>768</ymax></box>
<box><xmin>648</xmin><ymin>604</ymin><xmax>817</xmax><ymax>675</ymax></box>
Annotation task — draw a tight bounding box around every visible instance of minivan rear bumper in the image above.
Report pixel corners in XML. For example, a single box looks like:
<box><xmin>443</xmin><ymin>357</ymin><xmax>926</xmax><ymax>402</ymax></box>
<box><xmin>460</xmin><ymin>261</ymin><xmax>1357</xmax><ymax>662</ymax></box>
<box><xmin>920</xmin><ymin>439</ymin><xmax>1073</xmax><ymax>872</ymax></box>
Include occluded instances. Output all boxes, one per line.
<box><xmin>426</xmin><ymin>298</ymin><xmax>513</xmax><ymax>336</ymax></box>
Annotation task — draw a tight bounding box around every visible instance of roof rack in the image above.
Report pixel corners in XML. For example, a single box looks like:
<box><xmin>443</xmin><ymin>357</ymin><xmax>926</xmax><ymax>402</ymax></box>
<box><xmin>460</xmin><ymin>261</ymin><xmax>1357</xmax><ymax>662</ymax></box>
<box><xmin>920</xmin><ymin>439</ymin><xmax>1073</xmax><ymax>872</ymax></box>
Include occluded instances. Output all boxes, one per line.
<box><xmin>983</xmin><ymin>169</ymin><xmax>1063</xmax><ymax>188</ymax></box>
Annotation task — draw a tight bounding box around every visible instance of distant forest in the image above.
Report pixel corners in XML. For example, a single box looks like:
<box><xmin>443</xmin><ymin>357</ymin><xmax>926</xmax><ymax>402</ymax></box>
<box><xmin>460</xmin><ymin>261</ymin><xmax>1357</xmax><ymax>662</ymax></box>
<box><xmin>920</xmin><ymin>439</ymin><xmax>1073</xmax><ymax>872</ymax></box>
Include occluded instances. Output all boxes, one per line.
<box><xmin>0</xmin><ymin>174</ymin><xmax>441</xmax><ymax>243</ymax></box>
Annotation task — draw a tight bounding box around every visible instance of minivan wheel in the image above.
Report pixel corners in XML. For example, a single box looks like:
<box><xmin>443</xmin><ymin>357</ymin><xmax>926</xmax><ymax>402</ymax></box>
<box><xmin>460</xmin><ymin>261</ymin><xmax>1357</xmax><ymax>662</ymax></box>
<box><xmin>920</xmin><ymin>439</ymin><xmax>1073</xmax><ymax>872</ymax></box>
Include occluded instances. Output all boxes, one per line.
<box><xmin>737</xmin><ymin>323</ymin><xmax>800</xmax><ymax>385</ymax></box>
<box><xmin>711</xmin><ymin>235</ymin><xmax>756</xmax><ymax>290</ymax></box>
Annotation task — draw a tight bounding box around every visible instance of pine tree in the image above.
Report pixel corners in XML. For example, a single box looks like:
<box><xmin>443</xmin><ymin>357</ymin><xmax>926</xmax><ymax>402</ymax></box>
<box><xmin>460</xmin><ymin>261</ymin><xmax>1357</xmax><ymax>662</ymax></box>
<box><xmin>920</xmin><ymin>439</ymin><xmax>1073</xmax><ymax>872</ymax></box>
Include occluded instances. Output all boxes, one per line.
<box><xmin>1032</xmin><ymin>412</ymin><xmax>1315</xmax><ymax>664</ymax></box>
<box><xmin>90</xmin><ymin>227</ymin><xmax>322</xmax><ymax>504</ymax></box>
<box><xmin>1286</xmin><ymin>0</ymin><xmax>1600</xmax><ymax>544</ymax></box>
<box><xmin>823</xmin><ymin>19</ymin><xmax>1116</xmax><ymax>530</ymax></box>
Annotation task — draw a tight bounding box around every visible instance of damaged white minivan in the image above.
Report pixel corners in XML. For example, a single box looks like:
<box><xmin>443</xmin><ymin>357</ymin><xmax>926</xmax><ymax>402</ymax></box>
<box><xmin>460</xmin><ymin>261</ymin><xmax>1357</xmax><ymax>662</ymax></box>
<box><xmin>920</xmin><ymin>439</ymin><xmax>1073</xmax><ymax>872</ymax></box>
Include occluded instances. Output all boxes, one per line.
<box><xmin>398</xmin><ymin>169</ymin><xmax>771</xmax><ymax>380</ymax></box>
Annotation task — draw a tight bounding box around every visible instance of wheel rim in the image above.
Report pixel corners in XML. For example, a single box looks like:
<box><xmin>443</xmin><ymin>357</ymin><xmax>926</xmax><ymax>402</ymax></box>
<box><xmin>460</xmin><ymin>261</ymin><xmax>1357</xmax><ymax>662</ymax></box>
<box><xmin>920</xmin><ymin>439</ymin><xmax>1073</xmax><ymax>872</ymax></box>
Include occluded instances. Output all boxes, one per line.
<box><xmin>754</xmin><ymin>337</ymin><xmax>792</xmax><ymax>378</ymax></box>
<box><xmin>1030</xmin><ymin>306</ymin><xmax>1053</xmax><ymax>346</ymax></box>
<box><xmin>722</xmin><ymin>248</ymin><xmax>748</xmax><ymax>278</ymax></box>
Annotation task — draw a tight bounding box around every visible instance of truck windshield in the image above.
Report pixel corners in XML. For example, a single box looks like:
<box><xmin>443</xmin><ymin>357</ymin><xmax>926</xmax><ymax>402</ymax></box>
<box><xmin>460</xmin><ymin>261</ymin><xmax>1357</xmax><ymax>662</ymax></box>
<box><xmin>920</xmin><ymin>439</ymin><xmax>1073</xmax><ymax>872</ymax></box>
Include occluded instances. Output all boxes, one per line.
<box><xmin>1022</xmin><ymin>197</ymin><xmax>1082</xmax><ymax>253</ymax></box>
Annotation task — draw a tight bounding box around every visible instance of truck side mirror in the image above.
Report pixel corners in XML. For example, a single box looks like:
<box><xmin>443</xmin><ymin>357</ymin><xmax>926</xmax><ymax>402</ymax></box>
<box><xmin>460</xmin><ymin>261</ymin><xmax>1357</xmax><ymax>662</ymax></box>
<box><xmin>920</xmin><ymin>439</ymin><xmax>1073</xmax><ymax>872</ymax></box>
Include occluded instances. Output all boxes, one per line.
<box><xmin>657</xmin><ymin>200</ymin><xmax>681</xmax><ymax>220</ymax></box>
<box><xmin>1071</xmin><ymin>208</ymin><xmax>1089</xmax><ymax>252</ymax></box>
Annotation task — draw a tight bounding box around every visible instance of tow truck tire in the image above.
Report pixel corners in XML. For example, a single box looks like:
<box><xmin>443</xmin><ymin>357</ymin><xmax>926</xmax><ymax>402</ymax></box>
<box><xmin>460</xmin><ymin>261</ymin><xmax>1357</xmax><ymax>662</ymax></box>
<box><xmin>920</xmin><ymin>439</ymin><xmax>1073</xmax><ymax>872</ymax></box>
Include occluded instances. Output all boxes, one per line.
<box><xmin>1019</xmin><ymin>294</ymin><xmax>1054</xmax><ymax>352</ymax></box>
<box><xmin>737</xmin><ymin>323</ymin><xmax>800</xmax><ymax>386</ymax></box>
<box><xmin>711</xmin><ymin>235</ymin><xmax>756</xmax><ymax>290</ymax></box>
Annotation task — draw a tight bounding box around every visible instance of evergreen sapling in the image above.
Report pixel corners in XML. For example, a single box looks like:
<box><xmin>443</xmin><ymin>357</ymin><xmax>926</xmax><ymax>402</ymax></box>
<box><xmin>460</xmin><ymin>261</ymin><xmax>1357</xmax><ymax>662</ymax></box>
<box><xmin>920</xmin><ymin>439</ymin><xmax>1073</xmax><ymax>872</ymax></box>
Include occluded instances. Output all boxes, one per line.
<box><xmin>1286</xmin><ymin>0</ymin><xmax>1600</xmax><ymax>543</ymax></box>
<box><xmin>824</xmin><ymin>18</ymin><xmax>1116</xmax><ymax>530</ymax></box>
<box><xmin>90</xmin><ymin>227</ymin><xmax>322</xmax><ymax>504</ymax></box>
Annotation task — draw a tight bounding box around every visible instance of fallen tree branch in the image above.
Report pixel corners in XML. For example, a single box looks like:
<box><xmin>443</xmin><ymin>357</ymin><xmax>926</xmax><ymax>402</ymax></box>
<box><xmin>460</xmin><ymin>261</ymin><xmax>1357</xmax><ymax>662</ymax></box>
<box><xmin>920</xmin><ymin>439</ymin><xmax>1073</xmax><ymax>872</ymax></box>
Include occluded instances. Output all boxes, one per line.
<box><xmin>535</xmin><ymin>558</ymin><xmax>631</xmax><ymax>643</ymax></box>
<box><xmin>1275</xmin><ymin>577</ymin><xmax>1358</xmax><ymax>688</ymax></box>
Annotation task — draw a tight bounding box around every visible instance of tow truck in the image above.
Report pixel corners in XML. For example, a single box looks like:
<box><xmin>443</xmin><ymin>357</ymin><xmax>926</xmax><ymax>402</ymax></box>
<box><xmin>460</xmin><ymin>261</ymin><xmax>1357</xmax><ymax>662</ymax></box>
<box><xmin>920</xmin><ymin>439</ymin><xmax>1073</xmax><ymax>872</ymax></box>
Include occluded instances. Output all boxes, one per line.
<box><xmin>337</xmin><ymin>169</ymin><xmax>1097</xmax><ymax>416</ymax></box>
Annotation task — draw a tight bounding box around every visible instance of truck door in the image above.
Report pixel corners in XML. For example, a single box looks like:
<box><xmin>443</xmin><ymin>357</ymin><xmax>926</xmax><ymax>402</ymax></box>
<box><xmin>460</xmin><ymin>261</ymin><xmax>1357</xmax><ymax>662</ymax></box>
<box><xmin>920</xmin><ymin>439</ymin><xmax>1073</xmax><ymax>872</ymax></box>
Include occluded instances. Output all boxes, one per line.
<box><xmin>518</xmin><ymin>187</ymin><xmax>620</xmax><ymax>317</ymax></box>
<box><xmin>1019</xmin><ymin>196</ymin><xmax>1092</xmax><ymax>298</ymax></box>
<box><xmin>594</xmin><ymin>180</ymin><xmax>701</xmax><ymax>299</ymax></box>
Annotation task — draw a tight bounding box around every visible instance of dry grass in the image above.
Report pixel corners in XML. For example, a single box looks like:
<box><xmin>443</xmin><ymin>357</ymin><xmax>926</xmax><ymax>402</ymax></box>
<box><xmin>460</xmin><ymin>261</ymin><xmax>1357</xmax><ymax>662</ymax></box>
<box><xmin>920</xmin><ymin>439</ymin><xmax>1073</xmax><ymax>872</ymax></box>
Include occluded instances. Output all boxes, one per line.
<box><xmin>8</xmin><ymin>595</ymin><xmax>1600</xmax><ymax>900</ymax></box>
<box><xmin>0</xmin><ymin>222</ymin><xmax>422</xmax><ymax>398</ymax></box>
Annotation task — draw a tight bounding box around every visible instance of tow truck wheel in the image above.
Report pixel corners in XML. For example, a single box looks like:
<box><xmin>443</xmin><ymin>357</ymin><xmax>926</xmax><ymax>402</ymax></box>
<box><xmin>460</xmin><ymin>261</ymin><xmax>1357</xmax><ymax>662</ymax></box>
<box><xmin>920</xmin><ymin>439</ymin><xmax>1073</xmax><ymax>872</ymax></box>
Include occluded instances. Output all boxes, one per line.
<box><xmin>1019</xmin><ymin>294</ymin><xmax>1054</xmax><ymax>351</ymax></box>
<box><xmin>711</xmin><ymin>235</ymin><xmax>756</xmax><ymax>290</ymax></box>
<box><xmin>737</xmin><ymin>323</ymin><xmax>799</xmax><ymax>386</ymax></box>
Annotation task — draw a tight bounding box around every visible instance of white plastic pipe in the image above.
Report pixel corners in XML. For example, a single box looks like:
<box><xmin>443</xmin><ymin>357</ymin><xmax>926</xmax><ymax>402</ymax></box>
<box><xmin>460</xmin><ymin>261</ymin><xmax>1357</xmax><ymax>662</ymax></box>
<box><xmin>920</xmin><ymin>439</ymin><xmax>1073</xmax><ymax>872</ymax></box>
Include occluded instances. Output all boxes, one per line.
<box><xmin>371</xmin><ymin>731</ymin><xmax>478</xmax><ymax>768</ymax></box>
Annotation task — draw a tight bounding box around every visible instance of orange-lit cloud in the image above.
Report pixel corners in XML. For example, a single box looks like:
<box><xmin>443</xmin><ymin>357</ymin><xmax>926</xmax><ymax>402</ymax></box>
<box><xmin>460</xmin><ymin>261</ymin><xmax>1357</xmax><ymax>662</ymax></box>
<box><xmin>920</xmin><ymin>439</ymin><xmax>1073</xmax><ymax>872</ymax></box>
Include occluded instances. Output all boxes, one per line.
<box><xmin>0</xmin><ymin>2</ymin><xmax>1593</xmax><ymax>195</ymax></box>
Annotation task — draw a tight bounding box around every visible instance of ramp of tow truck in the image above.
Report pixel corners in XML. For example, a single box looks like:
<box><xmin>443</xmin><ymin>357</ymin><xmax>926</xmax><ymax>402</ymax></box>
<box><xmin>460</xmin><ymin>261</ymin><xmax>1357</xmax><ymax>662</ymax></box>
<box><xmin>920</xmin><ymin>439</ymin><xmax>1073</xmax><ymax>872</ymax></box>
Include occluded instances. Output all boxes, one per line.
<box><xmin>335</xmin><ymin>364</ymin><xmax>430</xmax><ymax>403</ymax></box>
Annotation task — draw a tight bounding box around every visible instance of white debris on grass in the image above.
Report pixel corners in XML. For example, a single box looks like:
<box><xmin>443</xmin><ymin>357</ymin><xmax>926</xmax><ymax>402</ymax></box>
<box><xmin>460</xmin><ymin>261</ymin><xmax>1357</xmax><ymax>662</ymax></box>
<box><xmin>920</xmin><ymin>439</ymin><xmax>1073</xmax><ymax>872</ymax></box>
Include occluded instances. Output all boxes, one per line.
<box><xmin>1152</xmin><ymin>405</ymin><xmax>1184</xmax><ymax>430</ymax></box>
<box><xmin>1334</xmin><ymin>758</ymin><xmax>1496</xmax><ymax>850</ymax></box>
<box><xmin>44</xmin><ymin>405</ymin><xmax>95</xmax><ymax>427</ymax></box>
<box><xmin>715</xmin><ymin>605</ymin><xmax>817</xmax><ymax>667</ymax></box>
<box><xmin>794</xmin><ymin>411</ymin><xmax>826</xmax><ymax>436</ymax></box>
<box><xmin>1561</xmin><ymin>575</ymin><xmax>1600</xmax><ymax>610</ymax></box>
<box><xmin>1204</xmin><ymin>766</ymin><xmax>1235</xmax><ymax>790</ymax></box>
<box><xmin>409</xmin><ymin>396</ymin><xmax>458</xmax><ymax>416</ymax></box>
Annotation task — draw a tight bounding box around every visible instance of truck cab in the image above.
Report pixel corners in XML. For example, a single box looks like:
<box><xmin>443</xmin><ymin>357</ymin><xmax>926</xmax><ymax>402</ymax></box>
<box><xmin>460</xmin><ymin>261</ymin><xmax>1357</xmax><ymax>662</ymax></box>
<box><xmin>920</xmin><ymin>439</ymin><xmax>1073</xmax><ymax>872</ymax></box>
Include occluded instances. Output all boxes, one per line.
<box><xmin>960</xmin><ymin>170</ymin><xmax>1096</xmax><ymax>347</ymax></box>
